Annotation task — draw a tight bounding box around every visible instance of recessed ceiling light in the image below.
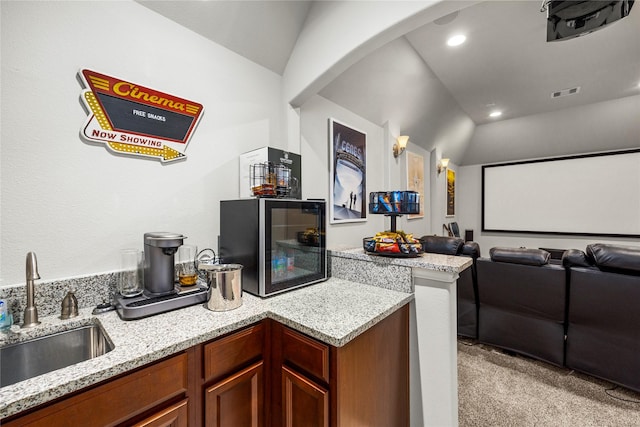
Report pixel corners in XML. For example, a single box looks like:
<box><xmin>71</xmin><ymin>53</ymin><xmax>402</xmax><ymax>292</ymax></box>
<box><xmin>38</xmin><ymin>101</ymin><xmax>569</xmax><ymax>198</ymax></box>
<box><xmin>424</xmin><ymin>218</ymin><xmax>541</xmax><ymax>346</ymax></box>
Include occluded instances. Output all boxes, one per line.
<box><xmin>489</xmin><ymin>111</ymin><xmax>503</xmax><ymax>118</ymax></box>
<box><xmin>447</xmin><ymin>34</ymin><xmax>466</xmax><ymax>47</ymax></box>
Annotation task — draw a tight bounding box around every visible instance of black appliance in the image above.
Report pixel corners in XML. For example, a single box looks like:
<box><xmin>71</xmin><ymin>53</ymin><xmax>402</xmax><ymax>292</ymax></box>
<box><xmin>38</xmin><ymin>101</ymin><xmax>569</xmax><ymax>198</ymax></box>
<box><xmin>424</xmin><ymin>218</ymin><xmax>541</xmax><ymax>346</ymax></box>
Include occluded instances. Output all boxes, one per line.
<box><xmin>547</xmin><ymin>0</ymin><xmax>634</xmax><ymax>41</ymax></box>
<box><xmin>219</xmin><ymin>199</ymin><xmax>327</xmax><ymax>297</ymax></box>
<box><xmin>114</xmin><ymin>232</ymin><xmax>208</xmax><ymax>320</ymax></box>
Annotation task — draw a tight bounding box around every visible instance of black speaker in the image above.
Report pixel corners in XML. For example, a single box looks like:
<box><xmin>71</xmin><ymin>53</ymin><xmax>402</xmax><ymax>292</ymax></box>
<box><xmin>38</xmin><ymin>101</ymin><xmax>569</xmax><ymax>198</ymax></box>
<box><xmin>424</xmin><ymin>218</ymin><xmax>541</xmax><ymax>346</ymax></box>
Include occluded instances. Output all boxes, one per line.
<box><xmin>464</xmin><ymin>229</ymin><xmax>474</xmax><ymax>242</ymax></box>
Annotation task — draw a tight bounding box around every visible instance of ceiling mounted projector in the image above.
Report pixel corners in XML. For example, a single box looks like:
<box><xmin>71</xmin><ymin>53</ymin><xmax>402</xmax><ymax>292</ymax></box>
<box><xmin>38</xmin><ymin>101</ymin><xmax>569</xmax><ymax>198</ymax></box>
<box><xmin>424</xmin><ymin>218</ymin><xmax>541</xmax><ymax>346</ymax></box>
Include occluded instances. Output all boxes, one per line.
<box><xmin>546</xmin><ymin>0</ymin><xmax>634</xmax><ymax>41</ymax></box>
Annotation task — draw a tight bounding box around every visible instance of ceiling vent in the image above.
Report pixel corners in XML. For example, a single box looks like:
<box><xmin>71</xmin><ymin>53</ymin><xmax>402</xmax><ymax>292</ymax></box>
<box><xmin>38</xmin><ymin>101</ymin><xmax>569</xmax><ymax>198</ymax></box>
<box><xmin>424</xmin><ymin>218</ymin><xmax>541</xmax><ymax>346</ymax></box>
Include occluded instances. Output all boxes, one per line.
<box><xmin>551</xmin><ymin>86</ymin><xmax>581</xmax><ymax>98</ymax></box>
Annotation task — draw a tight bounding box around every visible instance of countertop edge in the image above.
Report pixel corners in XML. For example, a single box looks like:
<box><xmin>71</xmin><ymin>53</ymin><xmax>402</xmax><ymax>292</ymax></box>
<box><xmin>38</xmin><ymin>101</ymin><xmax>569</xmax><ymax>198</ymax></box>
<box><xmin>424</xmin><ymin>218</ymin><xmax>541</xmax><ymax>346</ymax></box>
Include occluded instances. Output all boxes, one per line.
<box><xmin>330</xmin><ymin>248</ymin><xmax>473</xmax><ymax>273</ymax></box>
<box><xmin>268</xmin><ymin>294</ymin><xmax>413</xmax><ymax>347</ymax></box>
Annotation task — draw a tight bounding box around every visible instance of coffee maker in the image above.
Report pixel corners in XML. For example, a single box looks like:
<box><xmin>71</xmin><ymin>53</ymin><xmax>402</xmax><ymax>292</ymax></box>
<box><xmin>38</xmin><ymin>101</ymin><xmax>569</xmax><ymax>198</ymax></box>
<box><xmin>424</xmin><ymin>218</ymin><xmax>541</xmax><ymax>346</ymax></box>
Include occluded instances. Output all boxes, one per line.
<box><xmin>114</xmin><ymin>231</ymin><xmax>208</xmax><ymax>320</ymax></box>
<box><xmin>143</xmin><ymin>232</ymin><xmax>184</xmax><ymax>296</ymax></box>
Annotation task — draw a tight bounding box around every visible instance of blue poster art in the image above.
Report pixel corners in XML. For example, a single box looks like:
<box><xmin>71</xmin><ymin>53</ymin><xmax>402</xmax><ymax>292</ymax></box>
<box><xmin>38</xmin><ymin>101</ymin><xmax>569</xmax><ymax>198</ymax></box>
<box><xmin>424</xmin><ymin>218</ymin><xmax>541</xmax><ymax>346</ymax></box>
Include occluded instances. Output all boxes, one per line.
<box><xmin>329</xmin><ymin>119</ymin><xmax>366</xmax><ymax>223</ymax></box>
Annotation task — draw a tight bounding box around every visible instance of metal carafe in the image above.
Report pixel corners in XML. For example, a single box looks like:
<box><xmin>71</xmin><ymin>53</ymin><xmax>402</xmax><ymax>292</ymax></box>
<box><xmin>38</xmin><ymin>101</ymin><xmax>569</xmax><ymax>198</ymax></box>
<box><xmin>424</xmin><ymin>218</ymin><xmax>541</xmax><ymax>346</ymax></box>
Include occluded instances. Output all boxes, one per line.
<box><xmin>143</xmin><ymin>232</ymin><xmax>185</xmax><ymax>296</ymax></box>
<box><xmin>198</xmin><ymin>263</ymin><xmax>243</xmax><ymax>311</ymax></box>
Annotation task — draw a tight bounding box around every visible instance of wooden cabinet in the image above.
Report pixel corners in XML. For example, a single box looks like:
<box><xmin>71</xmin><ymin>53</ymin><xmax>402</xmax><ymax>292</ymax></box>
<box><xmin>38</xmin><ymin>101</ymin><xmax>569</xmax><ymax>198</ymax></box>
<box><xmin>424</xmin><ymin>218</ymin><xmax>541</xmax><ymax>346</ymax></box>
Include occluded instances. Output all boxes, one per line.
<box><xmin>276</xmin><ymin>326</ymin><xmax>330</xmax><ymax>427</ymax></box>
<box><xmin>205</xmin><ymin>361</ymin><xmax>264</xmax><ymax>427</ymax></box>
<box><xmin>203</xmin><ymin>322</ymin><xmax>266</xmax><ymax>427</ymax></box>
<box><xmin>331</xmin><ymin>304</ymin><xmax>409</xmax><ymax>427</ymax></box>
<box><xmin>3</xmin><ymin>305</ymin><xmax>408</xmax><ymax>427</ymax></box>
<box><xmin>132</xmin><ymin>399</ymin><xmax>189</xmax><ymax>427</ymax></box>
<box><xmin>271</xmin><ymin>304</ymin><xmax>409</xmax><ymax>427</ymax></box>
<box><xmin>3</xmin><ymin>353</ymin><xmax>190</xmax><ymax>427</ymax></box>
<box><xmin>282</xmin><ymin>366</ymin><xmax>329</xmax><ymax>427</ymax></box>
<box><xmin>281</xmin><ymin>327</ymin><xmax>330</xmax><ymax>383</ymax></box>
<box><xmin>203</xmin><ymin>322</ymin><xmax>264</xmax><ymax>383</ymax></box>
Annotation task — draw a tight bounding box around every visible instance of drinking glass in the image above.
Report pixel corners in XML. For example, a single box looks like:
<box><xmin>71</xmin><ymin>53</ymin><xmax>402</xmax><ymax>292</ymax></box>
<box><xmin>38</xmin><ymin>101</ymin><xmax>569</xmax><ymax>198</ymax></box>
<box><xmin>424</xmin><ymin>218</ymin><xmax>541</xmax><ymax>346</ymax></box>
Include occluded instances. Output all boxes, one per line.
<box><xmin>177</xmin><ymin>244</ymin><xmax>198</xmax><ymax>286</ymax></box>
<box><xmin>118</xmin><ymin>249</ymin><xmax>144</xmax><ymax>297</ymax></box>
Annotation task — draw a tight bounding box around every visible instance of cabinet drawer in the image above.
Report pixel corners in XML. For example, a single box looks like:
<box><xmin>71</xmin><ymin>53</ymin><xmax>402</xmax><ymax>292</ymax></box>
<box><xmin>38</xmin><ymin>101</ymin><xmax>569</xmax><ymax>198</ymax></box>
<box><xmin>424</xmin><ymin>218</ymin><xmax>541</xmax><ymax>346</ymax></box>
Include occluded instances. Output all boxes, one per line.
<box><xmin>281</xmin><ymin>327</ymin><xmax>330</xmax><ymax>383</ymax></box>
<box><xmin>204</xmin><ymin>322</ymin><xmax>264</xmax><ymax>382</ymax></box>
<box><xmin>132</xmin><ymin>399</ymin><xmax>188</xmax><ymax>427</ymax></box>
<box><xmin>4</xmin><ymin>354</ymin><xmax>188</xmax><ymax>427</ymax></box>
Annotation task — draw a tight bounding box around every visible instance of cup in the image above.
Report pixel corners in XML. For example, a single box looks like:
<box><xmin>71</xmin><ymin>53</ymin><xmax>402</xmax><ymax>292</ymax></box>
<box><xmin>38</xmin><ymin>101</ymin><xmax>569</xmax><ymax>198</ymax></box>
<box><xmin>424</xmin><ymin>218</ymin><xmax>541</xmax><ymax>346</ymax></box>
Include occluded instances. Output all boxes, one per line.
<box><xmin>118</xmin><ymin>249</ymin><xmax>144</xmax><ymax>297</ymax></box>
<box><xmin>177</xmin><ymin>244</ymin><xmax>198</xmax><ymax>286</ymax></box>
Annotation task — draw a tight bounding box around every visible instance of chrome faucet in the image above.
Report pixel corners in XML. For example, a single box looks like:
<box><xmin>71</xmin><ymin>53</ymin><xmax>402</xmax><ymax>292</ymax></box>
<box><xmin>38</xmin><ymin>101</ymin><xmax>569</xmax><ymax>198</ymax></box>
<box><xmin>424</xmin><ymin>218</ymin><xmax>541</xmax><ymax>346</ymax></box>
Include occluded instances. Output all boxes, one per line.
<box><xmin>22</xmin><ymin>252</ymin><xmax>41</xmax><ymax>328</ymax></box>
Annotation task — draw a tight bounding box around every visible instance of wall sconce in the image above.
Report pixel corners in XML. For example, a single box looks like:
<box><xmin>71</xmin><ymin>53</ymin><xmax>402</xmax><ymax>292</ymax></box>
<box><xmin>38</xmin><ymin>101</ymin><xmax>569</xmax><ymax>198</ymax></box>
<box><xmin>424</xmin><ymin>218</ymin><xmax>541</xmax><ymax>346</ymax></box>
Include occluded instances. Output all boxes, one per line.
<box><xmin>393</xmin><ymin>135</ymin><xmax>409</xmax><ymax>158</ymax></box>
<box><xmin>437</xmin><ymin>158</ymin><xmax>450</xmax><ymax>175</ymax></box>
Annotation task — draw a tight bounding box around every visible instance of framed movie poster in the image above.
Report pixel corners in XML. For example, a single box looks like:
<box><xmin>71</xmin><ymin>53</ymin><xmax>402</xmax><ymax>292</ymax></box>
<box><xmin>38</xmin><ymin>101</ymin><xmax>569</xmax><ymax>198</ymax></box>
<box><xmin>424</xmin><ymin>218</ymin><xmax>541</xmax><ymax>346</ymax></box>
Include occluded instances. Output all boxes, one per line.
<box><xmin>329</xmin><ymin>118</ymin><xmax>366</xmax><ymax>224</ymax></box>
<box><xmin>446</xmin><ymin>168</ymin><xmax>456</xmax><ymax>217</ymax></box>
<box><xmin>406</xmin><ymin>151</ymin><xmax>425</xmax><ymax>219</ymax></box>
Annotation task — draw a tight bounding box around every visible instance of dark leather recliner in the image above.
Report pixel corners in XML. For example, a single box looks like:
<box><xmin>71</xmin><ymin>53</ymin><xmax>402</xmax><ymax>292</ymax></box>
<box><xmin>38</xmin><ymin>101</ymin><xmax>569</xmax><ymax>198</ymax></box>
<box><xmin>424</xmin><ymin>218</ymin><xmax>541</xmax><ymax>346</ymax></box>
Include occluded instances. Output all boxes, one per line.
<box><xmin>563</xmin><ymin>244</ymin><xmax>640</xmax><ymax>392</ymax></box>
<box><xmin>477</xmin><ymin>247</ymin><xmax>566</xmax><ymax>366</ymax></box>
<box><xmin>420</xmin><ymin>236</ymin><xmax>480</xmax><ymax>338</ymax></box>
<box><xmin>458</xmin><ymin>242</ymin><xmax>481</xmax><ymax>338</ymax></box>
<box><xmin>420</xmin><ymin>235</ymin><xmax>463</xmax><ymax>255</ymax></box>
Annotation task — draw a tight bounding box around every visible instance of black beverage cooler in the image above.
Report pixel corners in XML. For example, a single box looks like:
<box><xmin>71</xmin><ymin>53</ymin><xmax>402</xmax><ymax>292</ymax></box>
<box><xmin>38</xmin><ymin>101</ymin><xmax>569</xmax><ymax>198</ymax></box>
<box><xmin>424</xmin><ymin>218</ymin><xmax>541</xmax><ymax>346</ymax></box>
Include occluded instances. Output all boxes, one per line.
<box><xmin>219</xmin><ymin>199</ymin><xmax>327</xmax><ymax>297</ymax></box>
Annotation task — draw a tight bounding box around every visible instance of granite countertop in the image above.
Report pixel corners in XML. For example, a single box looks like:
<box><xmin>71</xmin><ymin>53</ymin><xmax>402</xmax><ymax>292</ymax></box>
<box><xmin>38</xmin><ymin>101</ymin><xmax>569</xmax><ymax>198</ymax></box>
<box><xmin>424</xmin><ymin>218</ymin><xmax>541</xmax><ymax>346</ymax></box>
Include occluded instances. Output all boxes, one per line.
<box><xmin>0</xmin><ymin>278</ymin><xmax>413</xmax><ymax>419</ymax></box>
<box><xmin>331</xmin><ymin>247</ymin><xmax>473</xmax><ymax>273</ymax></box>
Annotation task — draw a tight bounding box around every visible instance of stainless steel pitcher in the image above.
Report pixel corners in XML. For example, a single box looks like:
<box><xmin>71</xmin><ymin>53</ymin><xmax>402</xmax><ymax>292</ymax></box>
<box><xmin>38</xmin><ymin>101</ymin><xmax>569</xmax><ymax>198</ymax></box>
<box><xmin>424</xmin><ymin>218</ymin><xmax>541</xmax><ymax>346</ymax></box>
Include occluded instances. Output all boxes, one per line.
<box><xmin>199</xmin><ymin>263</ymin><xmax>243</xmax><ymax>311</ymax></box>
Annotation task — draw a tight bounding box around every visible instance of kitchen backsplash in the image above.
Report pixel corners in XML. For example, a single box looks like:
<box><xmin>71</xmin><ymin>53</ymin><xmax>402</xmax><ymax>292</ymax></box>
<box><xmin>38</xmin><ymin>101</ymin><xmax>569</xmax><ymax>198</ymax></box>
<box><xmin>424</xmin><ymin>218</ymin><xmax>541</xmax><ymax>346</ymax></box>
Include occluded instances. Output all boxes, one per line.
<box><xmin>0</xmin><ymin>254</ymin><xmax>336</xmax><ymax>324</ymax></box>
<box><xmin>328</xmin><ymin>249</ymin><xmax>413</xmax><ymax>293</ymax></box>
<box><xmin>0</xmin><ymin>273</ymin><xmax>117</xmax><ymax>324</ymax></box>
<box><xmin>0</xmin><ymin>250</ymin><xmax>409</xmax><ymax>326</ymax></box>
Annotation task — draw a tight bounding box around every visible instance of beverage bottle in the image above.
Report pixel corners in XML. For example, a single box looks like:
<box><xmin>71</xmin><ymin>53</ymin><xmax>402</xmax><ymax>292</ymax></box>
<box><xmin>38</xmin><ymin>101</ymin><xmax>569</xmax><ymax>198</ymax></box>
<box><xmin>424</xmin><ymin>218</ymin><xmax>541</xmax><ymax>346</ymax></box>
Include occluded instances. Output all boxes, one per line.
<box><xmin>277</xmin><ymin>250</ymin><xmax>286</xmax><ymax>279</ymax></box>
<box><xmin>286</xmin><ymin>249</ymin><xmax>295</xmax><ymax>272</ymax></box>
<box><xmin>272</xmin><ymin>251</ymin><xmax>279</xmax><ymax>279</ymax></box>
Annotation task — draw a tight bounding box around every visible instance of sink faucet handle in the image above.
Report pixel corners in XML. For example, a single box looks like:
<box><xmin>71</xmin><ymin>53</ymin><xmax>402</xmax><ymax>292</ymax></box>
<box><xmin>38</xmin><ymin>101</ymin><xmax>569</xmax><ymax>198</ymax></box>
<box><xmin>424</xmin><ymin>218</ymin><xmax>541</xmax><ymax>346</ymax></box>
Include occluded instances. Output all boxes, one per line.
<box><xmin>61</xmin><ymin>291</ymin><xmax>79</xmax><ymax>319</ymax></box>
<box><xmin>22</xmin><ymin>251</ymin><xmax>41</xmax><ymax>328</ymax></box>
<box><xmin>26</xmin><ymin>252</ymin><xmax>40</xmax><ymax>281</ymax></box>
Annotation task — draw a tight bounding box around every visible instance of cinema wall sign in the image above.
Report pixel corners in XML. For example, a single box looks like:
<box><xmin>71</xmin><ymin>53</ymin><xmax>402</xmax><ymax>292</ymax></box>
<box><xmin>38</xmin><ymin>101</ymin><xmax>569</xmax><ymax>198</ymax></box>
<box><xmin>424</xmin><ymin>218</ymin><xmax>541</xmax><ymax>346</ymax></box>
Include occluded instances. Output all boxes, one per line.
<box><xmin>79</xmin><ymin>69</ymin><xmax>204</xmax><ymax>162</ymax></box>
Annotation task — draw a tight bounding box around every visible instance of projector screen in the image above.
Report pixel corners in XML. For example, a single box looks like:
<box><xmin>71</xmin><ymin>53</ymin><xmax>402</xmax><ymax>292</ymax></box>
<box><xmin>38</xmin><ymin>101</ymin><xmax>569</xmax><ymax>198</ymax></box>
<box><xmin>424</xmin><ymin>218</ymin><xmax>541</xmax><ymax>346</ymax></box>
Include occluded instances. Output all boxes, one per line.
<box><xmin>482</xmin><ymin>150</ymin><xmax>640</xmax><ymax>237</ymax></box>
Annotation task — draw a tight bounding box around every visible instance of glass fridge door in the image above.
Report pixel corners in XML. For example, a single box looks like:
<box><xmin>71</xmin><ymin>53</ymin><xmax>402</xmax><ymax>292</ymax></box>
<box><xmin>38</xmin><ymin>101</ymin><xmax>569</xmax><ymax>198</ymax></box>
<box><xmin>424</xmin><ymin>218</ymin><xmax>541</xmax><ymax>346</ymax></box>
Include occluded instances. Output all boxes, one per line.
<box><xmin>265</xmin><ymin>200</ymin><xmax>326</xmax><ymax>294</ymax></box>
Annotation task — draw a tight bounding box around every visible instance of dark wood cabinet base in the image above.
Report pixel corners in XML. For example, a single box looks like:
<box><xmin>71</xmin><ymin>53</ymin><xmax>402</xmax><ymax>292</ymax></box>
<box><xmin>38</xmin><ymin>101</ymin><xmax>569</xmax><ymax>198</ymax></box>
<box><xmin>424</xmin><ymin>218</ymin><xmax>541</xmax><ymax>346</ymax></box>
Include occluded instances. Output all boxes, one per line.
<box><xmin>4</xmin><ymin>304</ymin><xmax>409</xmax><ymax>427</ymax></box>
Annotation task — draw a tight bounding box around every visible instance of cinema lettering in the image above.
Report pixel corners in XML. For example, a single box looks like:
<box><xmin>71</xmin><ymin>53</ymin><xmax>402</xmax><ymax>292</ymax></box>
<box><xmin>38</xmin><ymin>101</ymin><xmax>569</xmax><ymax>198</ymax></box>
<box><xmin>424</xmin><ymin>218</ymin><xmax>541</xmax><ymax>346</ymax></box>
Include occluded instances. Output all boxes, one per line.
<box><xmin>78</xmin><ymin>69</ymin><xmax>204</xmax><ymax>162</ymax></box>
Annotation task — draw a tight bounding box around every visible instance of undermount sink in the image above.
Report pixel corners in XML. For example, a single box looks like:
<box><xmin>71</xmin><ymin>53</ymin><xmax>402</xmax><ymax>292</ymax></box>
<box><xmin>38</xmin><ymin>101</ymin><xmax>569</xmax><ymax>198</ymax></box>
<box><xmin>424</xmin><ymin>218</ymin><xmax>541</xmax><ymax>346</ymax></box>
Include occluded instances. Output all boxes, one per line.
<box><xmin>0</xmin><ymin>323</ymin><xmax>114</xmax><ymax>387</ymax></box>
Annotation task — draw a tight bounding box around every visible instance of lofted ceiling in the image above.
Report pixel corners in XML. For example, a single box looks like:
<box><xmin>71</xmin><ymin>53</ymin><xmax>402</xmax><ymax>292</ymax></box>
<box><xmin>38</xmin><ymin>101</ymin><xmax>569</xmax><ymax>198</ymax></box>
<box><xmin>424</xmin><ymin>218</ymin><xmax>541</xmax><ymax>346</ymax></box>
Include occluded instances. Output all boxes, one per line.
<box><xmin>405</xmin><ymin>0</ymin><xmax>640</xmax><ymax>125</ymax></box>
<box><xmin>137</xmin><ymin>0</ymin><xmax>313</xmax><ymax>75</ymax></box>
<box><xmin>137</xmin><ymin>0</ymin><xmax>640</xmax><ymax>158</ymax></box>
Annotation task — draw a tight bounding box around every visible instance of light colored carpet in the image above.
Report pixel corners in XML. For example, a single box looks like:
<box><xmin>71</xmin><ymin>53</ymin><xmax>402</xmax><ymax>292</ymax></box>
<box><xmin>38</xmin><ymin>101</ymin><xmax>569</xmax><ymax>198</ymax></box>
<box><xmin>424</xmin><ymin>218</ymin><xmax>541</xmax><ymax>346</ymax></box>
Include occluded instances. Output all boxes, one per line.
<box><xmin>458</xmin><ymin>339</ymin><xmax>640</xmax><ymax>427</ymax></box>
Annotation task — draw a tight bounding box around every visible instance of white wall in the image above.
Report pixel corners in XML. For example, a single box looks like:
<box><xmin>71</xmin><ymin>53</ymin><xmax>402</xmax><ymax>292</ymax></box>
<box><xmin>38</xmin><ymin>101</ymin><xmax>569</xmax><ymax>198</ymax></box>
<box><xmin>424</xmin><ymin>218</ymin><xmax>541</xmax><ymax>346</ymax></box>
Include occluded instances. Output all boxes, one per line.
<box><xmin>300</xmin><ymin>95</ymin><xmax>385</xmax><ymax>249</ymax></box>
<box><xmin>430</xmin><ymin>152</ymin><xmax>460</xmax><ymax>238</ymax></box>
<box><xmin>462</xmin><ymin>95</ymin><xmax>640</xmax><ymax>166</ymax></box>
<box><xmin>317</xmin><ymin>35</ymin><xmax>476</xmax><ymax>166</ymax></box>
<box><xmin>401</xmin><ymin>145</ymin><xmax>432</xmax><ymax>239</ymax></box>
<box><xmin>300</xmin><ymin>95</ymin><xmax>432</xmax><ymax>249</ymax></box>
<box><xmin>10</xmin><ymin>0</ymin><xmax>630</xmax><ymax>287</ymax></box>
<box><xmin>456</xmin><ymin>94</ymin><xmax>640</xmax><ymax>252</ymax></box>
<box><xmin>1</xmin><ymin>1</ymin><xmax>443</xmax><ymax>287</ymax></box>
<box><xmin>0</xmin><ymin>1</ymin><xmax>284</xmax><ymax>286</ymax></box>
<box><xmin>283</xmin><ymin>0</ymin><xmax>477</xmax><ymax>106</ymax></box>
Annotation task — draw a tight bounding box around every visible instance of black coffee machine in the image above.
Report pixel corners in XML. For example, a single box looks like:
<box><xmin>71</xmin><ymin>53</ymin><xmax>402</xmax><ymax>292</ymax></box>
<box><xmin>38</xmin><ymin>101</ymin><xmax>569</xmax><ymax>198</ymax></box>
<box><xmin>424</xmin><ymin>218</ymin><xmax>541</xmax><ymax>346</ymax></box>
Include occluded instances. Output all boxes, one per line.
<box><xmin>143</xmin><ymin>232</ymin><xmax>184</xmax><ymax>296</ymax></box>
<box><xmin>114</xmin><ymin>231</ymin><xmax>208</xmax><ymax>320</ymax></box>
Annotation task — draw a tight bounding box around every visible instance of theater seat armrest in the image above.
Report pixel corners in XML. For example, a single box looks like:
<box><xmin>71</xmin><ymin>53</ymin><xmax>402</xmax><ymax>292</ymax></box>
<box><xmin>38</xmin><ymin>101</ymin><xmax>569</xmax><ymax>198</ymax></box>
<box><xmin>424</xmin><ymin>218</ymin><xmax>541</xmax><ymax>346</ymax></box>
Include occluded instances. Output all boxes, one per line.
<box><xmin>489</xmin><ymin>247</ymin><xmax>550</xmax><ymax>266</ymax></box>
<box><xmin>562</xmin><ymin>249</ymin><xmax>593</xmax><ymax>268</ymax></box>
